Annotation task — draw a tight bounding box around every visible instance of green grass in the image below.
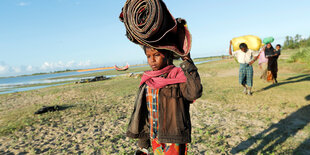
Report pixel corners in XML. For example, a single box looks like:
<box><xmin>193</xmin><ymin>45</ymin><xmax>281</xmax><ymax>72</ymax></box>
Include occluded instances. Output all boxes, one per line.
<box><xmin>289</xmin><ymin>47</ymin><xmax>310</xmax><ymax>65</ymax></box>
<box><xmin>0</xmin><ymin>76</ymin><xmax>140</xmax><ymax>136</ymax></box>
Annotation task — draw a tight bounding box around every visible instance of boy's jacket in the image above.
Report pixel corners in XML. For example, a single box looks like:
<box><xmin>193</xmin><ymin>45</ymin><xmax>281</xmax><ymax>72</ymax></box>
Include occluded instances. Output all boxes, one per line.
<box><xmin>126</xmin><ymin>59</ymin><xmax>203</xmax><ymax>148</ymax></box>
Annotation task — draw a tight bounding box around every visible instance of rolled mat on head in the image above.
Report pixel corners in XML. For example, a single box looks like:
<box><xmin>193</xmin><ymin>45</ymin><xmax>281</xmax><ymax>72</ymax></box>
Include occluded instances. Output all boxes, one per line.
<box><xmin>119</xmin><ymin>0</ymin><xmax>191</xmax><ymax>56</ymax></box>
<box><xmin>231</xmin><ymin>35</ymin><xmax>262</xmax><ymax>51</ymax></box>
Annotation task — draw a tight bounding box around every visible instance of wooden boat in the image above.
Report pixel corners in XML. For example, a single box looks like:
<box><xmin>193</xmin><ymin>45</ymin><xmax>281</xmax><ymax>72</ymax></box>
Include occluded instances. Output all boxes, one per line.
<box><xmin>114</xmin><ymin>63</ymin><xmax>129</xmax><ymax>71</ymax></box>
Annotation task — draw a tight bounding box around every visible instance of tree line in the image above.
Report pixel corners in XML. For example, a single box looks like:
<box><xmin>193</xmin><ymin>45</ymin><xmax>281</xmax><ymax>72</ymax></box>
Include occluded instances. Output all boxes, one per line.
<box><xmin>283</xmin><ymin>34</ymin><xmax>310</xmax><ymax>49</ymax></box>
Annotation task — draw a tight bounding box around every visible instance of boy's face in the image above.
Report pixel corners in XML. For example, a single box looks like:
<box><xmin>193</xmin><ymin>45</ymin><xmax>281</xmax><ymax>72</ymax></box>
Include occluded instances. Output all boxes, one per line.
<box><xmin>276</xmin><ymin>46</ymin><xmax>281</xmax><ymax>50</ymax></box>
<box><xmin>241</xmin><ymin>47</ymin><xmax>248</xmax><ymax>52</ymax></box>
<box><xmin>145</xmin><ymin>48</ymin><xmax>168</xmax><ymax>71</ymax></box>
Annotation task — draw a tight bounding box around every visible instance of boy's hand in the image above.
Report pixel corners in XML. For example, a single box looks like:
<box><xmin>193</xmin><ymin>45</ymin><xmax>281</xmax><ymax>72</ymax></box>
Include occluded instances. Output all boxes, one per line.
<box><xmin>249</xmin><ymin>60</ymin><xmax>254</xmax><ymax>65</ymax></box>
<box><xmin>229</xmin><ymin>40</ymin><xmax>233</xmax><ymax>55</ymax></box>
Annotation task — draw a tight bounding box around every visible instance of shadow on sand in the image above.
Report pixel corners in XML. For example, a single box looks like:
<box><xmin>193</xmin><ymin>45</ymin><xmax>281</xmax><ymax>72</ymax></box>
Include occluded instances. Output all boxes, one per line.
<box><xmin>305</xmin><ymin>95</ymin><xmax>310</xmax><ymax>101</ymax></box>
<box><xmin>256</xmin><ymin>74</ymin><xmax>310</xmax><ymax>92</ymax></box>
<box><xmin>258</xmin><ymin>74</ymin><xmax>310</xmax><ymax>92</ymax></box>
<box><xmin>34</xmin><ymin>105</ymin><xmax>74</xmax><ymax>114</ymax></box>
<box><xmin>230</xmin><ymin>105</ymin><xmax>310</xmax><ymax>154</ymax></box>
<box><xmin>293</xmin><ymin>137</ymin><xmax>310</xmax><ymax>155</ymax></box>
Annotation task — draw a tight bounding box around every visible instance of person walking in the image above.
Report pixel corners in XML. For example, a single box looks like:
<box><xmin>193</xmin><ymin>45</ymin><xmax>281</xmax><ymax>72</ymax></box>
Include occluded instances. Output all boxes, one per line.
<box><xmin>229</xmin><ymin>41</ymin><xmax>259</xmax><ymax>95</ymax></box>
<box><xmin>265</xmin><ymin>43</ymin><xmax>280</xmax><ymax>83</ymax></box>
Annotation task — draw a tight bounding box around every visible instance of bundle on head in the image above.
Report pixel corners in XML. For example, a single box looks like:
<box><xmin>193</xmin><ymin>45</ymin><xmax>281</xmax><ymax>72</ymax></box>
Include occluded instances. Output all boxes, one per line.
<box><xmin>119</xmin><ymin>0</ymin><xmax>191</xmax><ymax>57</ymax></box>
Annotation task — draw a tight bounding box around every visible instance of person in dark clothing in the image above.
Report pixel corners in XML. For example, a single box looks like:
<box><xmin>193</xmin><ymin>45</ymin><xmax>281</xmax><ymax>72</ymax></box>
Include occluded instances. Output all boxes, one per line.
<box><xmin>265</xmin><ymin>43</ymin><xmax>281</xmax><ymax>83</ymax></box>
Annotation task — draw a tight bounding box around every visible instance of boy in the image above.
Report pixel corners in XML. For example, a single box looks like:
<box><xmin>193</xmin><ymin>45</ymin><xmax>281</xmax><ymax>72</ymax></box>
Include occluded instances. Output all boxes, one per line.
<box><xmin>127</xmin><ymin>47</ymin><xmax>202</xmax><ymax>154</ymax></box>
<box><xmin>275</xmin><ymin>44</ymin><xmax>281</xmax><ymax>59</ymax></box>
<box><xmin>229</xmin><ymin>41</ymin><xmax>259</xmax><ymax>95</ymax></box>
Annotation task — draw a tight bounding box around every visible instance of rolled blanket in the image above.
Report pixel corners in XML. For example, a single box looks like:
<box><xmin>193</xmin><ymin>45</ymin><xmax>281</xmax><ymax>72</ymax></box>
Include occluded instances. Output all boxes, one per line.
<box><xmin>120</xmin><ymin>0</ymin><xmax>191</xmax><ymax>56</ymax></box>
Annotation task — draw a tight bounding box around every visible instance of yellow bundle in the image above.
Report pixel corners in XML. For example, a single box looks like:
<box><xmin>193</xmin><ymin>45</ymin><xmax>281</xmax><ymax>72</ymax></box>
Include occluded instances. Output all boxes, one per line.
<box><xmin>231</xmin><ymin>35</ymin><xmax>262</xmax><ymax>51</ymax></box>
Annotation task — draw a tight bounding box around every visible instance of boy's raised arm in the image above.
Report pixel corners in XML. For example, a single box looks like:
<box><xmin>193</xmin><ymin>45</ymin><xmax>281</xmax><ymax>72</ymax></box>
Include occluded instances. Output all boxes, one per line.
<box><xmin>179</xmin><ymin>57</ymin><xmax>203</xmax><ymax>102</ymax></box>
<box><xmin>229</xmin><ymin>40</ymin><xmax>233</xmax><ymax>55</ymax></box>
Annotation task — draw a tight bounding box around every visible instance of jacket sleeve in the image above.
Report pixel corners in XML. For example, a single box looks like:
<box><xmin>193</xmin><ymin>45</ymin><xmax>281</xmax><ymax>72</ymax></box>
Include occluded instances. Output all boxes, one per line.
<box><xmin>126</xmin><ymin>85</ymin><xmax>150</xmax><ymax>148</ymax></box>
<box><xmin>179</xmin><ymin>59</ymin><xmax>203</xmax><ymax>101</ymax></box>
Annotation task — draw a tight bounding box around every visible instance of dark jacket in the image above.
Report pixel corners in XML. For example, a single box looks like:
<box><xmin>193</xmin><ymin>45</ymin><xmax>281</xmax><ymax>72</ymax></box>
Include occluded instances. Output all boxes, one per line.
<box><xmin>126</xmin><ymin>59</ymin><xmax>203</xmax><ymax>148</ymax></box>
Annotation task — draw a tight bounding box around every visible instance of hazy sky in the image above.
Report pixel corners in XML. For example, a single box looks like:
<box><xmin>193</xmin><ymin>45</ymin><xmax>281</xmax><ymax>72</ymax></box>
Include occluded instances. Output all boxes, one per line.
<box><xmin>1</xmin><ymin>0</ymin><xmax>310</xmax><ymax>76</ymax></box>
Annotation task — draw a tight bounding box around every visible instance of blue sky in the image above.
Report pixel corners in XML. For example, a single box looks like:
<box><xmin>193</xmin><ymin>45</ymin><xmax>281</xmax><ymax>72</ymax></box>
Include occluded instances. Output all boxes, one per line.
<box><xmin>0</xmin><ymin>0</ymin><xmax>310</xmax><ymax>77</ymax></box>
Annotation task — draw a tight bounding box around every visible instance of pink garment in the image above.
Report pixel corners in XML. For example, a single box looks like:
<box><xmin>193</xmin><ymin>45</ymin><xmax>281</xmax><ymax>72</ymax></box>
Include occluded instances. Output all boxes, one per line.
<box><xmin>140</xmin><ymin>65</ymin><xmax>187</xmax><ymax>89</ymax></box>
<box><xmin>258</xmin><ymin>50</ymin><xmax>268</xmax><ymax>65</ymax></box>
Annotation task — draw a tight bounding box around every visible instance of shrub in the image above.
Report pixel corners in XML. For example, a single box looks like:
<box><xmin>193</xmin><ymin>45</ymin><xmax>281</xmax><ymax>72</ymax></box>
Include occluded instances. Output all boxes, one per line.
<box><xmin>289</xmin><ymin>48</ymin><xmax>310</xmax><ymax>65</ymax></box>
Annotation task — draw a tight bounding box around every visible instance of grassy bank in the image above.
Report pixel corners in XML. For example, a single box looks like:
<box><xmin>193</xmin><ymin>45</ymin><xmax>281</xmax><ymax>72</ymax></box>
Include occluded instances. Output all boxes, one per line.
<box><xmin>0</xmin><ymin>49</ymin><xmax>309</xmax><ymax>154</ymax></box>
<box><xmin>289</xmin><ymin>47</ymin><xmax>310</xmax><ymax>65</ymax></box>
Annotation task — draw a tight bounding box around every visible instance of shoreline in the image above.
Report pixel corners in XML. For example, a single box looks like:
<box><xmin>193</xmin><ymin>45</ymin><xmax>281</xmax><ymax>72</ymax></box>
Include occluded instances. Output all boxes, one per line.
<box><xmin>0</xmin><ymin>56</ymin><xmax>224</xmax><ymax>79</ymax></box>
<box><xmin>0</xmin><ymin>57</ymin><xmax>223</xmax><ymax>95</ymax></box>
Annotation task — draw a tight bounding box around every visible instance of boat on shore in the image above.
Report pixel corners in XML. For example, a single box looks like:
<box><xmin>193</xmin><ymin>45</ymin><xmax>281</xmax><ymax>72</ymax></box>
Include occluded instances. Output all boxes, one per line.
<box><xmin>75</xmin><ymin>76</ymin><xmax>109</xmax><ymax>84</ymax></box>
<box><xmin>114</xmin><ymin>63</ymin><xmax>129</xmax><ymax>71</ymax></box>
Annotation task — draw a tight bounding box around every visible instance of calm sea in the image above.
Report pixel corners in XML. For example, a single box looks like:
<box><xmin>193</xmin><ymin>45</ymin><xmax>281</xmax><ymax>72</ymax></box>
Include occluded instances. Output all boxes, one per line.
<box><xmin>0</xmin><ymin>68</ymin><xmax>116</xmax><ymax>94</ymax></box>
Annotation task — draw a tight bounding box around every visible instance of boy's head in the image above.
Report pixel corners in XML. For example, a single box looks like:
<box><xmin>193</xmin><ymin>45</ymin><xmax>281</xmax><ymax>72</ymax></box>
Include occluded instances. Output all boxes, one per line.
<box><xmin>239</xmin><ymin>43</ymin><xmax>248</xmax><ymax>52</ymax></box>
<box><xmin>276</xmin><ymin>44</ymin><xmax>281</xmax><ymax>50</ymax></box>
<box><xmin>143</xmin><ymin>46</ymin><xmax>173</xmax><ymax>71</ymax></box>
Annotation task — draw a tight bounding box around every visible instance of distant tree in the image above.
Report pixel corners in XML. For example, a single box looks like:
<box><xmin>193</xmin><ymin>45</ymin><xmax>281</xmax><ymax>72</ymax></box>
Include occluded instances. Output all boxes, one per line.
<box><xmin>294</xmin><ymin>34</ymin><xmax>302</xmax><ymax>43</ymax></box>
<box><xmin>306</xmin><ymin>36</ymin><xmax>310</xmax><ymax>47</ymax></box>
<box><xmin>283</xmin><ymin>34</ymin><xmax>310</xmax><ymax>49</ymax></box>
<box><xmin>283</xmin><ymin>36</ymin><xmax>290</xmax><ymax>49</ymax></box>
